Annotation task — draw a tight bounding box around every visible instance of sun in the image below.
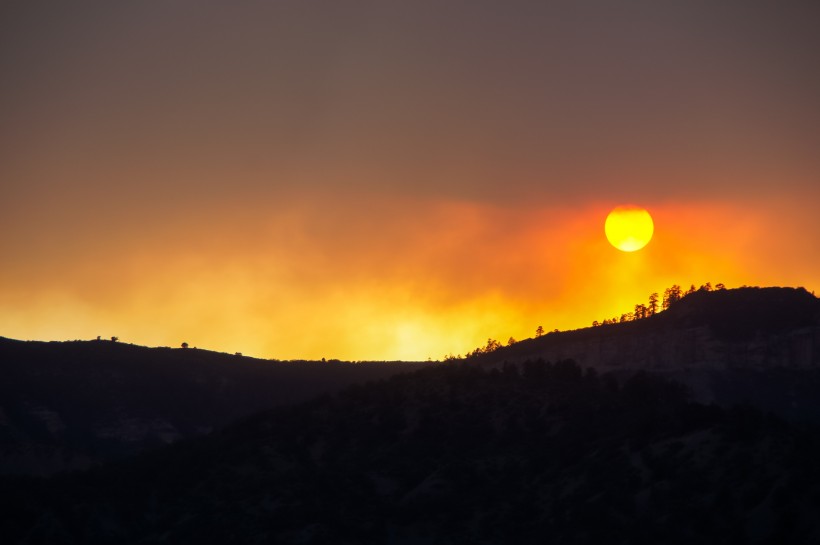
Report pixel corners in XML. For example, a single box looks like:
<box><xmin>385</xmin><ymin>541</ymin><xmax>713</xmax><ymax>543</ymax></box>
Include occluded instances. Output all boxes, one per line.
<box><xmin>605</xmin><ymin>206</ymin><xmax>654</xmax><ymax>252</ymax></box>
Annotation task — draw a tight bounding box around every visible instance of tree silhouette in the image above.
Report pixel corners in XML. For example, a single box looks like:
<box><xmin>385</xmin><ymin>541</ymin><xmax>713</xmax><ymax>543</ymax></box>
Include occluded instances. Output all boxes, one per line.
<box><xmin>648</xmin><ymin>292</ymin><xmax>659</xmax><ymax>315</ymax></box>
<box><xmin>663</xmin><ymin>285</ymin><xmax>683</xmax><ymax>310</ymax></box>
<box><xmin>481</xmin><ymin>281</ymin><xmax>728</xmax><ymax>357</ymax></box>
<box><xmin>687</xmin><ymin>284</ymin><xmax>697</xmax><ymax>296</ymax></box>
<box><xmin>592</xmin><ymin>282</ymin><xmax>726</xmax><ymax>328</ymax></box>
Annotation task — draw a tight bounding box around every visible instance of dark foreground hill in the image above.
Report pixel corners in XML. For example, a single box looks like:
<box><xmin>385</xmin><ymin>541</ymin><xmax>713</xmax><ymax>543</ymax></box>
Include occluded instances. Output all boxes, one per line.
<box><xmin>0</xmin><ymin>338</ymin><xmax>426</xmax><ymax>475</ymax></box>
<box><xmin>477</xmin><ymin>287</ymin><xmax>820</xmax><ymax>370</ymax></box>
<box><xmin>4</xmin><ymin>360</ymin><xmax>820</xmax><ymax>544</ymax></box>
<box><xmin>474</xmin><ymin>287</ymin><xmax>820</xmax><ymax>423</ymax></box>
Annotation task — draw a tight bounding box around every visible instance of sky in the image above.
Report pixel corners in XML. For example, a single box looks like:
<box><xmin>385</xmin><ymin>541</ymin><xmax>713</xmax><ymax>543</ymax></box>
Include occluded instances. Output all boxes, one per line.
<box><xmin>2</xmin><ymin>0</ymin><xmax>819</xmax><ymax>361</ymax></box>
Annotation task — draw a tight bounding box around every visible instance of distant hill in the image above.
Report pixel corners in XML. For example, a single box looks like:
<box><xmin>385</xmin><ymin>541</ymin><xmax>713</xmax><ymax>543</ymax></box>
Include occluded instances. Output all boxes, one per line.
<box><xmin>0</xmin><ymin>338</ymin><xmax>427</xmax><ymax>475</ymax></box>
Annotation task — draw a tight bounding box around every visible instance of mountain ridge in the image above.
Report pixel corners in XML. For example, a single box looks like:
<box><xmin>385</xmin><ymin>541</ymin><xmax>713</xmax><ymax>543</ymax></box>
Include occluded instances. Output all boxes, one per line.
<box><xmin>4</xmin><ymin>286</ymin><xmax>820</xmax><ymax>543</ymax></box>
<box><xmin>3</xmin><ymin>286</ymin><xmax>819</xmax><ymax>476</ymax></box>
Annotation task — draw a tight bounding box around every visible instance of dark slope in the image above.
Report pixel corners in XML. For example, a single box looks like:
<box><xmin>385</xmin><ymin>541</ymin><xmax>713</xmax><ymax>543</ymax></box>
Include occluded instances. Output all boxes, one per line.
<box><xmin>0</xmin><ymin>338</ymin><xmax>427</xmax><ymax>475</ymax></box>
<box><xmin>4</xmin><ymin>361</ymin><xmax>820</xmax><ymax>544</ymax></box>
<box><xmin>468</xmin><ymin>287</ymin><xmax>820</xmax><ymax>422</ymax></box>
<box><xmin>475</xmin><ymin>287</ymin><xmax>820</xmax><ymax>367</ymax></box>
<box><xmin>664</xmin><ymin>286</ymin><xmax>819</xmax><ymax>341</ymax></box>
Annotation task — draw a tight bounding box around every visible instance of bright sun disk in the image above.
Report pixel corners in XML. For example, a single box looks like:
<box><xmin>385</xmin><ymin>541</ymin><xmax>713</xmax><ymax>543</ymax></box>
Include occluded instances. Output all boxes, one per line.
<box><xmin>605</xmin><ymin>206</ymin><xmax>654</xmax><ymax>252</ymax></box>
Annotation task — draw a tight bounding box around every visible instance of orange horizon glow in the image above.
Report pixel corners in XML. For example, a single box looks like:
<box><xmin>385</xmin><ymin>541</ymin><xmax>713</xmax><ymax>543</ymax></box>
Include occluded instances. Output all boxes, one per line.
<box><xmin>1</xmin><ymin>196</ymin><xmax>816</xmax><ymax>362</ymax></box>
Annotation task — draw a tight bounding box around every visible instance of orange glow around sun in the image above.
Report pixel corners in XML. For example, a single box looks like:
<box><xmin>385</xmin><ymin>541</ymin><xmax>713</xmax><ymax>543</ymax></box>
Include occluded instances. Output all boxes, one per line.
<box><xmin>0</xmin><ymin>196</ymin><xmax>816</xmax><ymax>361</ymax></box>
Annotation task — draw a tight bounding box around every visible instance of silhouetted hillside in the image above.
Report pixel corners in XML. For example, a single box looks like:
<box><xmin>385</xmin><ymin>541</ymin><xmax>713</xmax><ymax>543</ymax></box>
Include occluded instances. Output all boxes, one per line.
<box><xmin>3</xmin><ymin>360</ymin><xmax>820</xmax><ymax>544</ymax></box>
<box><xmin>5</xmin><ymin>287</ymin><xmax>820</xmax><ymax>542</ymax></box>
<box><xmin>661</xmin><ymin>286</ymin><xmax>819</xmax><ymax>341</ymax></box>
<box><xmin>0</xmin><ymin>338</ymin><xmax>427</xmax><ymax>475</ymax></box>
<box><xmin>3</xmin><ymin>287</ymin><xmax>819</xmax><ymax>477</ymax></box>
<box><xmin>468</xmin><ymin>288</ymin><xmax>820</xmax><ymax>420</ymax></box>
<box><xmin>479</xmin><ymin>287</ymin><xmax>820</xmax><ymax>365</ymax></box>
